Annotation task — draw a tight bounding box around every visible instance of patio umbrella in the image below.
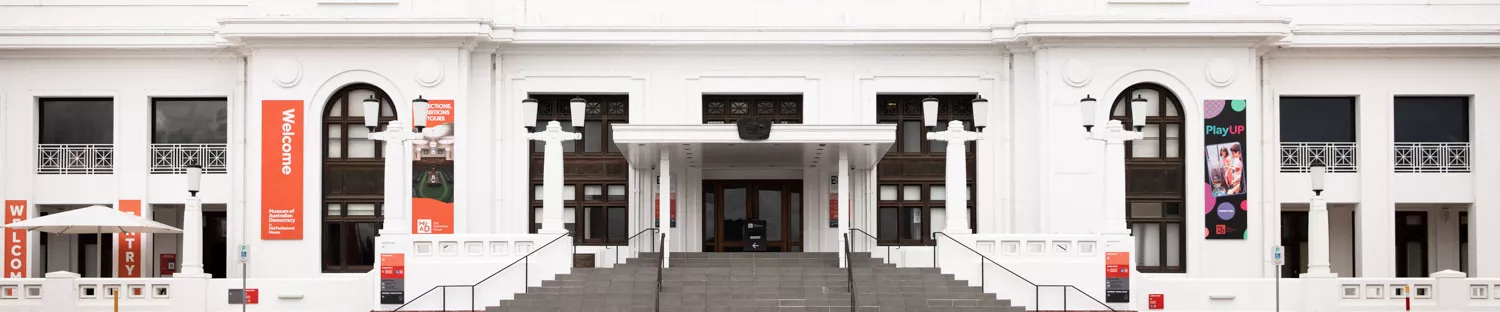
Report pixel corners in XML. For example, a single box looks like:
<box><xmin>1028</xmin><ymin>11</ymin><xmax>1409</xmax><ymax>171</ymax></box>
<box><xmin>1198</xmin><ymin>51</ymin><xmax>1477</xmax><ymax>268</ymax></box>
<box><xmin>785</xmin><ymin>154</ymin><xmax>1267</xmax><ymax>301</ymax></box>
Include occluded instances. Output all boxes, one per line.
<box><xmin>2</xmin><ymin>205</ymin><xmax>182</xmax><ymax>276</ymax></box>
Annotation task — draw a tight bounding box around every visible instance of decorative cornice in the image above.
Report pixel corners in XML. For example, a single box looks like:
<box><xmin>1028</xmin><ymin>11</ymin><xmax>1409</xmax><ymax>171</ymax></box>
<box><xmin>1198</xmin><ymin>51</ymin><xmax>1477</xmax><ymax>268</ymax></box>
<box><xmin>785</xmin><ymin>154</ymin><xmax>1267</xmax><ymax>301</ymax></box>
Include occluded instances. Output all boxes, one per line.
<box><xmin>218</xmin><ymin>18</ymin><xmax>495</xmax><ymax>47</ymax></box>
<box><xmin>506</xmin><ymin>25</ymin><xmax>993</xmax><ymax>45</ymax></box>
<box><xmin>999</xmin><ymin>16</ymin><xmax>1293</xmax><ymax>49</ymax></box>
<box><xmin>1282</xmin><ymin>24</ymin><xmax>1500</xmax><ymax>48</ymax></box>
<box><xmin>0</xmin><ymin>27</ymin><xmax>223</xmax><ymax>50</ymax></box>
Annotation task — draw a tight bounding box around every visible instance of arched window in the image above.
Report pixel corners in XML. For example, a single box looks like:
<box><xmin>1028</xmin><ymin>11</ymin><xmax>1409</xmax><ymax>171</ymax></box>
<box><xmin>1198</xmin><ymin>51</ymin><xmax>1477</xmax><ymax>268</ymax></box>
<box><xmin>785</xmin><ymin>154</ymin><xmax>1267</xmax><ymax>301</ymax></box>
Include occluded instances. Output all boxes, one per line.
<box><xmin>321</xmin><ymin>84</ymin><xmax>397</xmax><ymax>273</ymax></box>
<box><xmin>1111</xmin><ymin>83</ymin><xmax>1187</xmax><ymax>273</ymax></box>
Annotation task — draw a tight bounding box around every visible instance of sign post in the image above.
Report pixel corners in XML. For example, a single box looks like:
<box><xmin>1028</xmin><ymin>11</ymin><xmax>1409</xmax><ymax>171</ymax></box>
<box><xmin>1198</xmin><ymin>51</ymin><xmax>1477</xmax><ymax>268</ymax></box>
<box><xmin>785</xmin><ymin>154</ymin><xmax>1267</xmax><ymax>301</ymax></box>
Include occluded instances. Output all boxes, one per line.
<box><xmin>1273</xmin><ymin>245</ymin><xmax>1283</xmax><ymax>312</ymax></box>
<box><xmin>239</xmin><ymin>244</ymin><xmax>249</xmax><ymax>312</ymax></box>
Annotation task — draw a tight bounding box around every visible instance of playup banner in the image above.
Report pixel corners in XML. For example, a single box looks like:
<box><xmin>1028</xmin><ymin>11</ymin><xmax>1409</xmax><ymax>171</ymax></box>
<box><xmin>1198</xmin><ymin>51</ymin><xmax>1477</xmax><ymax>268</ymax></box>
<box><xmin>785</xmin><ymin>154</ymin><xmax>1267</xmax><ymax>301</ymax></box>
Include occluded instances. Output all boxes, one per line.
<box><xmin>1203</xmin><ymin>99</ymin><xmax>1249</xmax><ymax>239</ymax></box>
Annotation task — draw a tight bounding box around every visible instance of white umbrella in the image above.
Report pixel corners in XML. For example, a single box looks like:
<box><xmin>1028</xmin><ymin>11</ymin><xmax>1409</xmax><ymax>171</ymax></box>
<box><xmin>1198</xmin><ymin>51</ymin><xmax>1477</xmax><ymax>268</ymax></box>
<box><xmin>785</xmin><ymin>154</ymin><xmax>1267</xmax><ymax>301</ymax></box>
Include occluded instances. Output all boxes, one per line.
<box><xmin>2</xmin><ymin>205</ymin><xmax>182</xmax><ymax>276</ymax></box>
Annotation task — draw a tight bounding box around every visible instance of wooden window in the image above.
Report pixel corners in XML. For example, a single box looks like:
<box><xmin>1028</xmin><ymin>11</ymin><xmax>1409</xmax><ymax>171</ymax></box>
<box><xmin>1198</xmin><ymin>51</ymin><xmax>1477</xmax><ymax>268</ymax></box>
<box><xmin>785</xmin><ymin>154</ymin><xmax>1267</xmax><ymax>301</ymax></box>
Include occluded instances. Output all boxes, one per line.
<box><xmin>703</xmin><ymin>94</ymin><xmax>803</xmax><ymax>124</ymax></box>
<box><xmin>528</xmin><ymin>94</ymin><xmax>630</xmax><ymax>245</ymax></box>
<box><xmin>875</xmin><ymin>94</ymin><xmax>977</xmax><ymax>246</ymax></box>
<box><xmin>1111</xmin><ymin>83</ymin><xmax>1187</xmax><ymax>273</ymax></box>
<box><xmin>321</xmin><ymin>84</ymin><xmax>397</xmax><ymax>273</ymax></box>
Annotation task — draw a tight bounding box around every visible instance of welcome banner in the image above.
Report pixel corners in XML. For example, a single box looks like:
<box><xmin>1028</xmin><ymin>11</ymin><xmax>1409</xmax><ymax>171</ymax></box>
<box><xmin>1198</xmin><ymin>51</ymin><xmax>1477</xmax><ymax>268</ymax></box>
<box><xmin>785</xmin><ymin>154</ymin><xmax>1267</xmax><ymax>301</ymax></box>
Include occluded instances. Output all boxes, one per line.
<box><xmin>4</xmin><ymin>200</ymin><xmax>26</xmax><ymax>278</ymax></box>
<box><xmin>116</xmin><ymin>200</ymin><xmax>142</xmax><ymax>277</ymax></box>
<box><xmin>412</xmin><ymin>99</ymin><xmax>455</xmax><ymax>234</ymax></box>
<box><xmin>262</xmin><ymin>100</ymin><xmax>304</xmax><ymax>239</ymax></box>
<box><xmin>1203</xmin><ymin>99</ymin><xmax>1249</xmax><ymax>240</ymax></box>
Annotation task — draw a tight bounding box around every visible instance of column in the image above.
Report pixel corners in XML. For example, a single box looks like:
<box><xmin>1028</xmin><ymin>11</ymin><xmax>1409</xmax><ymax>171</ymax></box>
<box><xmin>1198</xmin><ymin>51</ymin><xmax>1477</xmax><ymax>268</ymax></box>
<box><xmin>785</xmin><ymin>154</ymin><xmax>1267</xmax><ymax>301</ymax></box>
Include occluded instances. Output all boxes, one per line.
<box><xmin>378</xmin><ymin>120</ymin><xmax>416</xmax><ymax>235</ymax></box>
<box><xmin>942</xmin><ymin>125</ymin><xmax>971</xmax><ymax>234</ymax></box>
<box><xmin>1357</xmin><ymin>94</ymin><xmax>1394</xmax><ymax>277</ymax></box>
<box><xmin>1100</xmin><ymin>120</ymin><xmax>1133</xmax><ymax>235</ymax></box>
<box><xmin>658</xmin><ymin>151</ymin><xmax>671</xmax><ymax>268</ymax></box>
<box><xmin>837</xmin><ymin>147</ymin><xmax>850</xmax><ymax>268</ymax></box>
<box><xmin>532</xmin><ymin>121</ymin><xmax>578</xmax><ymax>234</ymax></box>
<box><xmin>1305</xmin><ymin>195</ymin><xmax>1333</xmax><ymax>277</ymax></box>
<box><xmin>179</xmin><ymin>196</ymin><xmax>204</xmax><ymax>275</ymax></box>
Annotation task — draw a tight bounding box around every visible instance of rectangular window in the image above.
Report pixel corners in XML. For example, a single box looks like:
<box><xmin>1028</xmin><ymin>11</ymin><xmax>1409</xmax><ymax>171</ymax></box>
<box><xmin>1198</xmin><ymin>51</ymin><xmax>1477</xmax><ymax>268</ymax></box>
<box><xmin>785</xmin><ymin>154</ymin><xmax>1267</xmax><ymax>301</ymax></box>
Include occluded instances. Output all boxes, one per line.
<box><xmin>875</xmin><ymin>94</ymin><xmax>977</xmax><ymax>246</ymax></box>
<box><xmin>702</xmin><ymin>94</ymin><xmax>804</xmax><ymax>124</ymax></box>
<box><xmin>1395</xmin><ymin>97</ymin><xmax>1469</xmax><ymax>142</ymax></box>
<box><xmin>151</xmin><ymin>98</ymin><xmax>228</xmax><ymax>144</ymax></box>
<box><xmin>526</xmin><ymin>94</ymin><xmax>630</xmax><ymax>246</ymax></box>
<box><xmin>39</xmin><ymin>98</ymin><xmax>114</xmax><ymax>144</ymax></box>
<box><xmin>1280</xmin><ymin>97</ymin><xmax>1355</xmax><ymax>142</ymax></box>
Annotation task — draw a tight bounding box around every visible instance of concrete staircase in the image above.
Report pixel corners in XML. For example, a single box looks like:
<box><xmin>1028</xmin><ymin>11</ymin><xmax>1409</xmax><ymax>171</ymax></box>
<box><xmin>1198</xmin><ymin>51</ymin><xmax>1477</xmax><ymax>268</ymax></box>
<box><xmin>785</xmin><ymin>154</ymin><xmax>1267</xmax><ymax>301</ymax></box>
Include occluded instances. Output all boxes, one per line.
<box><xmin>486</xmin><ymin>252</ymin><xmax>1024</xmax><ymax>312</ymax></box>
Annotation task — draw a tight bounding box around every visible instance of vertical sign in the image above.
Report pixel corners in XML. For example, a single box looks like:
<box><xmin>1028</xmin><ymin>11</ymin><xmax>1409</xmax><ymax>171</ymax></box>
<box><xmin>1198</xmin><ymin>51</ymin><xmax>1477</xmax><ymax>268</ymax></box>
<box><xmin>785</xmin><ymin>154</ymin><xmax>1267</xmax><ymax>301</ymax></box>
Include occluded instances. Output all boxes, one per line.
<box><xmin>1148</xmin><ymin>294</ymin><xmax>1164</xmax><ymax>309</ymax></box>
<box><xmin>262</xmin><ymin>100</ymin><xmax>304</xmax><ymax>239</ymax></box>
<box><xmin>116</xmin><ymin>200</ymin><xmax>142</xmax><ymax>277</ymax></box>
<box><xmin>828</xmin><ymin>176</ymin><xmax>837</xmax><ymax>228</ymax></box>
<box><xmin>159</xmin><ymin>254</ymin><xmax>176</xmax><ymax>276</ymax></box>
<box><xmin>379</xmin><ymin>253</ymin><xmax>406</xmax><ymax>304</ymax></box>
<box><xmin>412</xmin><ymin>100</ymin><xmax>456</xmax><ymax>234</ymax></box>
<box><xmin>653</xmin><ymin>193</ymin><xmax>676</xmax><ymax>228</ymax></box>
<box><xmin>4</xmin><ymin>200</ymin><xmax>26</xmax><ymax>278</ymax></box>
<box><xmin>1203</xmin><ymin>99</ymin><xmax>1249</xmax><ymax>239</ymax></box>
<box><xmin>1104</xmin><ymin>251</ymin><xmax>1130</xmax><ymax>303</ymax></box>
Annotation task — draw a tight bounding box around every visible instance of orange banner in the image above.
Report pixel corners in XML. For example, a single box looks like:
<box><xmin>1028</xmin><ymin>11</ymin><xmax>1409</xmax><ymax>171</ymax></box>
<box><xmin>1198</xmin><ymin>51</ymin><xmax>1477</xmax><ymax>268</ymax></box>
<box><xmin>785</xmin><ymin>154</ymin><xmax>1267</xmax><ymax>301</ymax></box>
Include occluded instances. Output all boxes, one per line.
<box><xmin>4</xmin><ymin>200</ymin><xmax>26</xmax><ymax>278</ymax></box>
<box><xmin>262</xmin><ymin>100</ymin><xmax>304</xmax><ymax>239</ymax></box>
<box><xmin>412</xmin><ymin>99</ymin><xmax>456</xmax><ymax>234</ymax></box>
<box><xmin>116</xmin><ymin>200</ymin><xmax>142</xmax><ymax>277</ymax></box>
<box><xmin>654</xmin><ymin>193</ymin><xmax>676</xmax><ymax>228</ymax></box>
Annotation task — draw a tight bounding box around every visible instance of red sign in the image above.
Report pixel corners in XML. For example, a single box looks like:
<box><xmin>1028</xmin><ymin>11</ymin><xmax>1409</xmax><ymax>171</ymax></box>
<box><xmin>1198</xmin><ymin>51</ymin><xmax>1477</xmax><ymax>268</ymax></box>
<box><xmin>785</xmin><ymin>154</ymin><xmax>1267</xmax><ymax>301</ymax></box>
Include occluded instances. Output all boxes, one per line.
<box><xmin>262</xmin><ymin>100</ymin><xmax>305</xmax><ymax>240</ymax></box>
<box><xmin>116</xmin><ymin>200</ymin><xmax>142</xmax><ymax>277</ymax></box>
<box><xmin>1105</xmin><ymin>252</ymin><xmax>1130</xmax><ymax>278</ymax></box>
<box><xmin>653</xmin><ymin>193</ymin><xmax>676</xmax><ymax>227</ymax></box>
<box><xmin>1149</xmin><ymin>294</ymin><xmax>1163</xmax><ymax>309</ymax></box>
<box><xmin>4</xmin><ymin>200</ymin><xmax>26</xmax><ymax>278</ymax></box>
<box><xmin>380</xmin><ymin>253</ymin><xmax>405</xmax><ymax>279</ymax></box>
<box><xmin>422</xmin><ymin>99</ymin><xmax>455</xmax><ymax>127</ymax></box>
<box><xmin>244</xmin><ymin>289</ymin><xmax>258</xmax><ymax>304</ymax></box>
<box><xmin>829</xmin><ymin>199</ymin><xmax>838</xmax><ymax>227</ymax></box>
<box><xmin>159</xmin><ymin>254</ymin><xmax>176</xmax><ymax>276</ymax></box>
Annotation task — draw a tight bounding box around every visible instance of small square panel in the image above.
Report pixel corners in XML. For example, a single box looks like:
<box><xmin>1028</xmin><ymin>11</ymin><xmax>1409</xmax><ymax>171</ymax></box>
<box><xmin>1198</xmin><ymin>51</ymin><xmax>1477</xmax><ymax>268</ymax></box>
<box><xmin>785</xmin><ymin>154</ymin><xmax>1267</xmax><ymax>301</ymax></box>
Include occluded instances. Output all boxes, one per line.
<box><xmin>24</xmin><ymin>285</ymin><xmax>41</xmax><ymax>299</ymax></box>
<box><xmin>1026</xmin><ymin>241</ymin><xmax>1045</xmax><ymax>255</ymax></box>
<box><xmin>1052</xmin><ymin>241</ymin><xmax>1073</xmax><ymax>255</ymax></box>
<box><xmin>0</xmin><ymin>285</ymin><xmax>19</xmax><ymax>299</ymax></box>
<box><xmin>439</xmin><ymin>241</ymin><xmax>460</xmax><ymax>256</ymax></box>
<box><xmin>517</xmin><ymin>242</ymin><xmax>534</xmax><ymax>255</ymax></box>
<box><xmin>1078</xmin><ymin>241</ymin><xmax>1097</xmax><ymax>254</ymax></box>
<box><xmin>1000</xmin><ymin>241</ymin><xmax>1020</xmax><ymax>255</ymax></box>
<box><xmin>465</xmin><ymin>241</ymin><xmax>484</xmax><ymax>255</ymax></box>
<box><xmin>490</xmin><ymin>242</ymin><xmax>509</xmax><ymax>256</ymax></box>
<box><xmin>127</xmin><ymin>285</ymin><xmax>147</xmax><ymax>299</ymax></box>
<box><xmin>1364</xmin><ymin>285</ymin><xmax>1383</xmax><ymax>299</ymax></box>
<box><xmin>414</xmin><ymin>241</ymin><xmax>434</xmax><ymax>256</ymax></box>
<box><xmin>151</xmin><ymin>285</ymin><xmax>169</xmax><ymax>299</ymax></box>
<box><xmin>1391</xmin><ymin>285</ymin><xmax>1407</xmax><ymax>298</ymax></box>
<box><xmin>103</xmin><ymin>285</ymin><xmax>120</xmax><ymax>299</ymax></box>
<box><xmin>78</xmin><ymin>285</ymin><xmax>97</xmax><ymax>299</ymax></box>
<box><xmin>1413</xmin><ymin>285</ymin><xmax>1432</xmax><ymax>299</ymax></box>
<box><xmin>1341</xmin><ymin>285</ymin><xmax>1360</xmax><ymax>299</ymax></box>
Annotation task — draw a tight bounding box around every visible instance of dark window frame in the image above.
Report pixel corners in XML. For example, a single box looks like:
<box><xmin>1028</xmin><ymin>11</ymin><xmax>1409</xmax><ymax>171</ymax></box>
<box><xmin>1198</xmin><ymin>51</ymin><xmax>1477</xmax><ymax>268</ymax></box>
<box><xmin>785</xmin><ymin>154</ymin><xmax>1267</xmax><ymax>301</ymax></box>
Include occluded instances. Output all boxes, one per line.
<box><xmin>1112</xmin><ymin>84</ymin><xmax>1187</xmax><ymax>273</ymax></box>
<box><xmin>1279</xmin><ymin>97</ymin><xmax>1357</xmax><ymax>143</ymax></box>
<box><xmin>527</xmin><ymin>94</ymin><xmax>631</xmax><ymax>246</ymax></box>
<box><xmin>1394</xmin><ymin>96</ymin><xmax>1471</xmax><ymax>143</ymax></box>
<box><xmin>703</xmin><ymin>94</ymin><xmax>804</xmax><ymax>124</ymax></box>
<box><xmin>321</xmin><ymin>84</ymin><xmax>397</xmax><ymax>273</ymax></box>
<box><xmin>150</xmin><ymin>97</ymin><xmax>229</xmax><ymax>144</ymax></box>
<box><xmin>38</xmin><ymin>97</ymin><xmax>115</xmax><ymax>145</ymax></box>
<box><xmin>875</xmin><ymin>94</ymin><xmax>977</xmax><ymax>246</ymax></box>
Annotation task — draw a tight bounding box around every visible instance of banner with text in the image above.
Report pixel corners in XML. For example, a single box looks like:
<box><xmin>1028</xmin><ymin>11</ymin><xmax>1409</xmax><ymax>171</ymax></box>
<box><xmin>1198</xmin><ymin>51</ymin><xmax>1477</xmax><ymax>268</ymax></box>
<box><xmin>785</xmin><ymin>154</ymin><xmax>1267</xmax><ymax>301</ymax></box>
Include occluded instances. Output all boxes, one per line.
<box><xmin>5</xmin><ymin>200</ymin><xmax>26</xmax><ymax>278</ymax></box>
<box><xmin>654</xmin><ymin>193</ymin><xmax>676</xmax><ymax>228</ymax></box>
<box><xmin>262</xmin><ymin>100</ymin><xmax>304</xmax><ymax>239</ymax></box>
<box><xmin>116</xmin><ymin>200</ymin><xmax>142</xmax><ymax>277</ymax></box>
<box><xmin>1203</xmin><ymin>100</ymin><xmax>1249</xmax><ymax>240</ymax></box>
<box><xmin>413</xmin><ymin>99</ymin><xmax>456</xmax><ymax>234</ymax></box>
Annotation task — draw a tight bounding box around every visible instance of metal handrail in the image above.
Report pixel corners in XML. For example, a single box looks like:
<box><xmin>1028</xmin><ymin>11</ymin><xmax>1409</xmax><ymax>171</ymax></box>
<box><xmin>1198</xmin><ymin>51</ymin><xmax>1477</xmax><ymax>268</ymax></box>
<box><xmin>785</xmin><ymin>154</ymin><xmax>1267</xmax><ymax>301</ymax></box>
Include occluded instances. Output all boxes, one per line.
<box><xmin>654</xmin><ymin>233</ymin><xmax>666</xmax><ymax>312</ymax></box>
<box><xmin>391</xmin><ymin>232</ymin><xmax>573</xmax><ymax>312</ymax></box>
<box><xmin>842</xmin><ymin>233</ymin><xmax>857</xmax><ymax>312</ymax></box>
<box><xmin>932</xmin><ymin>232</ymin><xmax>1116</xmax><ymax>312</ymax></box>
<box><xmin>605</xmin><ymin>227</ymin><xmax>659</xmax><ymax>264</ymax></box>
<box><xmin>848</xmin><ymin>228</ymin><xmax>900</xmax><ymax>262</ymax></box>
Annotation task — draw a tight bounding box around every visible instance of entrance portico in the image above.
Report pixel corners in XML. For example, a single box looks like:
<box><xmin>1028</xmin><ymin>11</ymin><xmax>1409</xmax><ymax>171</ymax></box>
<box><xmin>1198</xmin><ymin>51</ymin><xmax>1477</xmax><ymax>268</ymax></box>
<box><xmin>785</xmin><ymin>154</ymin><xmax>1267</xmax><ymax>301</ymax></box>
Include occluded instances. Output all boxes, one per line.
<box><xmin>613</xmin><ymin>124</ymin><xmax>894</xmax><ymax>258</ymax></box>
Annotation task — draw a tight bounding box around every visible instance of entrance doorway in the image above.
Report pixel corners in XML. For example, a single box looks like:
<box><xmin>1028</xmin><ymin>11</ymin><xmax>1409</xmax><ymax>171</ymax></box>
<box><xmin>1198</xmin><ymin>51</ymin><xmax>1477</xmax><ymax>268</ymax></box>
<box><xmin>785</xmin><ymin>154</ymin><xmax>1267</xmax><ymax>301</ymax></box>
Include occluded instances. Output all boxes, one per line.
<box><xmin>702</xmin><ymin>180</ymin><xmax>803</xmax><ymax>252</ymax></box>
<box><xmin>1395</xmin><ymin>211</ymin><xmax>1429</xmax><ymax>277</ymax></box>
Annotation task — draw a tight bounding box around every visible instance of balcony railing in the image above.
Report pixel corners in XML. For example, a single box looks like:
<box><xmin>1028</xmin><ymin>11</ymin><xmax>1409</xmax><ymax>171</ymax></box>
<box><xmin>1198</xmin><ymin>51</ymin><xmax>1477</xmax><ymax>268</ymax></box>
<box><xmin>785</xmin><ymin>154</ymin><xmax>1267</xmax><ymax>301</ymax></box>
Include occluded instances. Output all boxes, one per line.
<box><xmin>151</xmin><ymin>143</ymin><xmax>227</xmax><ymax>174</ymax></box>
<box><xmin>1395</xmin><ymin>142</ymin><xmax>1470</xmax><ymax>173</ymax></box>
<box><xmin>36</xmin><ymin>144</ymin><xmax>113</xmax><ymax>174</ymax></box>
<box><xmin>1280</xmin><ymin>142</ymin><xmax>1357</xmax><ymax>173</ymax></box>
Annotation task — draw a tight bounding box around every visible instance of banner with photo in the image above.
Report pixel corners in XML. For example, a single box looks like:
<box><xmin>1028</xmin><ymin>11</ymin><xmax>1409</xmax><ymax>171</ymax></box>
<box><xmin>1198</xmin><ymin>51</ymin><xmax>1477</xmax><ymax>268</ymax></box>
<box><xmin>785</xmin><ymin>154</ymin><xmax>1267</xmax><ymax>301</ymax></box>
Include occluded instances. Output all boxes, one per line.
<box><xmin>412</xmin><ymin>100</ymin><xmax>456</xmax><ymax>234</ymax></box>
<box><xmin>1203</xmin><ymin>100</ymin><xmax>1248</xmax><ymax>239</ymax></box>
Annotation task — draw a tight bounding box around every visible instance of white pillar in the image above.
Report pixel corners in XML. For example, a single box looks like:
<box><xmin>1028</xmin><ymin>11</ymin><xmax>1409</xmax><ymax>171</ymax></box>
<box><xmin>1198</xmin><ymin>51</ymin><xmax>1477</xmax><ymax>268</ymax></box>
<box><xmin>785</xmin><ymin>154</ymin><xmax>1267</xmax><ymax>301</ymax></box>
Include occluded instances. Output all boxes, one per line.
<box><xmin>837</xmin><ymin>147</ymin><xmax>850</xmax><ymax>268</ymax></box>
<box><xmin>658</xmin><ymin>151</ymin><xmax>671</xmax><ymax>268</ymax></box>
<box><xmin>930</xmin><ymin>120</ymin><xmax>981</xmax><ymax>234</ymax></box>
<box><xmin>179</xmin><ymin>196</ymin><xmax>204</xmax><ymax>275</ymax></box>
<box><xmin>1092</xmin><ymin>120</ymin><xmax>1141</xmax><ymax>235</ymax></box>
<box><xmin>370</xmin><ymin>120</ymin><xmax>422</xmax><ymax>235</ymax></box>
<box><xmin>530</xmin><ymin>121</ymin><xmax>579</xmax><ymax>234</ymax></box>
<box><xmin>1305</xmin><ymin>195</ymin><xmax>1334</xmax><ymax>277</ymax></box>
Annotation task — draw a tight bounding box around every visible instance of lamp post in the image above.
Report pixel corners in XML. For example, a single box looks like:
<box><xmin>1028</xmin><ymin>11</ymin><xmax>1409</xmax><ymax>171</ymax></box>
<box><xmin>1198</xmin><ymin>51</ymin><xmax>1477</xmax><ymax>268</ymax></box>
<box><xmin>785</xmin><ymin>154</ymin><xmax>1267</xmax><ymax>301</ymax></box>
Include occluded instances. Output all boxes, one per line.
<box><xmin>1305</xmin><ymin>163</ymin><xmax>1333</xmax><ymax>277</ymax></box>
<box><xmin>923</xmin><ymin>96</ymin><xmax>988</xmax><ymax>234</ymax></box>
<box><xmin>181</xmin><ymin>163</ymin><xmax>205</xmax><ymax>276</ymax></box>
<box><xmin>1079</xmin><ymin>94</ymin><xmax>1149</xmax><ymax>234</ymax></box>
<box><xmin>365</xmin><ymin>95</ymin><xmax>429</xmax><ymax>235</ymax></box>
<box><xmin>523</xmin><ymin>96</ymin><xmax>585</xmax><ymax>234</ymax></box>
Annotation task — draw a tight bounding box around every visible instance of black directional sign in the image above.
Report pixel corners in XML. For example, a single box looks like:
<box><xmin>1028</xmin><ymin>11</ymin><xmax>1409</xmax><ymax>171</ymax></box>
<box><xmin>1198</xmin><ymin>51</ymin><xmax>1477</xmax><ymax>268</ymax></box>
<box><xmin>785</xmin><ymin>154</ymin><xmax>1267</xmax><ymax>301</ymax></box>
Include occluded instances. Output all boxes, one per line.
<box><xmin>744</xmin><ymin>219</ymin><xmax>767</xmax><ymax>252</ymax></box>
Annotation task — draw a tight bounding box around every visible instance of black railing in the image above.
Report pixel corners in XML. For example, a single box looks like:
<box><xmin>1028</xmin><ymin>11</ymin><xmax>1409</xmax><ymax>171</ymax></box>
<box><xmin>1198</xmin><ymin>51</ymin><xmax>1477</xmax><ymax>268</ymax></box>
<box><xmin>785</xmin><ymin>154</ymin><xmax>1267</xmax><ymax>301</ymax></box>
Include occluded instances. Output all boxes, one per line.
<box><xmin>606</xmin><ymin>227</ymin><xmax>659</xmax><ymax>265</ymax></box>
<box><xmin>932</xmin><ymin>232</ymin><xmax>1116</xmax><ymax>312</ymax></box>
<box><xmin>654</xmin><ymin>233</ymin><xmax>666</xmax><ymax>312</ymax></box>
<box><xmin>842</xmin><ymin>233</ymin><xmax>857</xmax><ymax>312</ymax></box>
<box><xmin>391</xmin><ymin>232</ymin><xmax>573</xmax><ymax>312</ymax></box>
<box><xmin>848</xmin><ymin>228</ymin><xmax>899</xmax><ymax>263</ymax></box>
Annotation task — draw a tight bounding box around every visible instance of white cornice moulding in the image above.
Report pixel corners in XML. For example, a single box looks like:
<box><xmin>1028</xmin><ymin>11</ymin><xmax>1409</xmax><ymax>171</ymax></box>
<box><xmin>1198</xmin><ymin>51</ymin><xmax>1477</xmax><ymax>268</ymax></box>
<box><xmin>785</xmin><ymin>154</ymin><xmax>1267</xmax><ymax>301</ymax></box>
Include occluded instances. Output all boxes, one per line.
<box><xmin>0</xmin><ymin>0</ymin><xmax>246</xmax><ymax>6</ymax></box>
<box><xmin>0</xmin><ymin>27</ymin><xmax>222</xmax><ymax>50</ymax></box>
<box><xmin>1283</xmin><ymin>24</ymin><xmax>1500</xmax><ymax>48</ymax></box>
<box><xmin>507</xmin><ymin>26</ymin><xmax>994</xmax><ymax>45</ymax></box>
<box><xmin>218</xmin><ymin>18</ymin><xmax>495</xmax><ymax>46</ymax></box>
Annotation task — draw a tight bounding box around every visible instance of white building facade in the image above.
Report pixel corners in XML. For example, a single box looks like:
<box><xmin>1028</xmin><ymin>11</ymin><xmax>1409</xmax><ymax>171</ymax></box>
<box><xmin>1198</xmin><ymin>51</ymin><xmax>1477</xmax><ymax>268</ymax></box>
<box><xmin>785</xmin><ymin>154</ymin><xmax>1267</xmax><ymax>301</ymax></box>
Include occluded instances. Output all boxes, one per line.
<box><xmin>1</xmin><ymin>0</ymin><xmax>1498</xmax><ymax>311</ymax></box>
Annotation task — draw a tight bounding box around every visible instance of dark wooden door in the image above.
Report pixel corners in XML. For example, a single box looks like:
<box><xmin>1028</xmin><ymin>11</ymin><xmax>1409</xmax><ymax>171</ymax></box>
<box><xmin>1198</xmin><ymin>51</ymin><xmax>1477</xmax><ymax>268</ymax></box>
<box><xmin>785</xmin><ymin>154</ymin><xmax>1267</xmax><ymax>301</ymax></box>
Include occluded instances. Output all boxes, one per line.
<box><xmin>702</xmin><ymin>180</ymin><xmax>803</xmax><ymax>252</ymax></box>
